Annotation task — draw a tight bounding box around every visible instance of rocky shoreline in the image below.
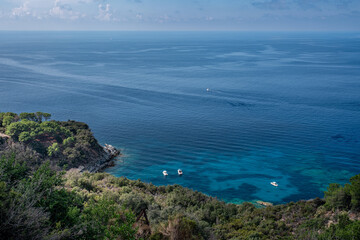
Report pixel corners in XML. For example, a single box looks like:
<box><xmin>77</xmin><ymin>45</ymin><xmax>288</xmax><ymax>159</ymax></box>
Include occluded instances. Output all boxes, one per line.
<box><xmin>81</xmin><ymin>144</ymin><xmax>120</xmax><ymax>173</ymax></box>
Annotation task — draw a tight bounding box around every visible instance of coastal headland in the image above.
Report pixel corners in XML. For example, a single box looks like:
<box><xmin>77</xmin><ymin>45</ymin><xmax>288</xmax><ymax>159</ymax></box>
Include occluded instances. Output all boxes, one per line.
<box><xmin>1</xmin><ymin>111</ymin><xmax>359</xmax><ymax>239</ymax></box>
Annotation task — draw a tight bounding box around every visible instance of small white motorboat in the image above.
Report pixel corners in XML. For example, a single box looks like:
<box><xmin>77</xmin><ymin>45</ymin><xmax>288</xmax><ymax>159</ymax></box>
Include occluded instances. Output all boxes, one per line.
<box><xmin>270</xmin><ymin>181</ymin><xmax>278</xmax><ymax>187</ymax></box>
<box><xmin>178</xmin><ymin>169</ymin><xmax>183</xmax><ymax>175</ymax></box>
<box><xmin>163</xmin><ymin>170</ymin><xmax>168</xmax><ymax>176</ymax></box>
<box><xmin>206</xmin><ymin>88</ymin><xmax>210</xmax><ymax>92</ymax></box>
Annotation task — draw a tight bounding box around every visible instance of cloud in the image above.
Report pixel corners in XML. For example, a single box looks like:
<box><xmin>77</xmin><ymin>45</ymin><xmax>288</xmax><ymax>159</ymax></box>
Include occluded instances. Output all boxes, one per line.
<box><xmin>96</xmin><ymin>3</ymin><xmax>112</xmax><ymax>21</ymax></box>
<box><xmin>11</xmin><ymin>2</ymin><xmax>32</xmax><ymax>17</ymax></box>
<box><xmin>2</xmin><ymin>0</ymin><xmax>360</xmax><ymax>30</ymax></box>
<box><xmin>49</xmin><ymin>0</ymin><xmax>85</xmax><ymax>20</ymax></box>
<box><xmin>252</xmin><ymin>0</ymin><xmax>358</xmax><ymax>11</ymax></box>
<box><xmin>8</xmin><ymin>0</ymin><xmax>111</xmax><ymax>21</ymax></box>
<box><xmin>135</xmin><ymin>13</ymin><xmax>143</xmax><ymax>20</ymax></box>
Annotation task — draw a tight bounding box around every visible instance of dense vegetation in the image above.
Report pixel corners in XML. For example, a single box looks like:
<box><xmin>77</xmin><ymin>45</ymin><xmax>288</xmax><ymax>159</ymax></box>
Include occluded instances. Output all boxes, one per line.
<box><xmin>1</xmin><ymin>112</ymin><xmax>359</xmax><ymax>239</ymax></box>
<box><xmin>0</xmin><ymin>112</ymin><xmax>106</xmax><ymax>170</ymax></box>
<box><xmin>0</xmin><ymin>155</ymin><xmax>137</xmax><ymax>240</ymax></box>
<box><xmin>1</xmin><ymin>153</ymin><xmax>360</xmax><ymax>240</ymax></box>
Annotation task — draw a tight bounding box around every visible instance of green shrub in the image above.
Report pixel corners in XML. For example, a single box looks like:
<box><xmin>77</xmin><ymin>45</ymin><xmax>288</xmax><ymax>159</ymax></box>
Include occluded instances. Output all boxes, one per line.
<box><xmin>318</xmin><ymin>215</ymin><xmax>360</xmax><ymax>240</ymax></box>
<box><xmin>161</xmin><ymin>215</ymin><xmax>204</xmax><ymax>240</ymax></box>
<box><xmin>0</xmin><ymin>154</ymin><xmax>29</xmax><ymax>185</ymax></box>
<box><xmin>81</xmin><ymin>197</ymin><xmax>137</xmax><ymax>240</ymax></box>
<box><xmin>2</xmin><ymin>116</ymin><xmax>15</xmax><ymax>127</ymax></box>
<box><xmin>63</xmin><ymin>136</ymin><xmax>75</xmax><ymax>147</ymax></box>
<box><xmin>324</xmin><ymin>183</ymin><xmax>351</xmax><ymax>210</ymax></box>
<box><xmin>346</xmin><ymin>174</ymin><xmax>360</xmax><ymax>210</ymax></box>
<box><xmin>47</xmin><ymin>143</ymin><xmax>60</xmax><ymax>157</ymax></box>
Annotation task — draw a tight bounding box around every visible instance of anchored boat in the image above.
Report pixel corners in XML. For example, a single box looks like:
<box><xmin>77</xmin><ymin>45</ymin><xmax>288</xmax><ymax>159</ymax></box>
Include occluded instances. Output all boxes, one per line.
<box><xmin>270</xmin><ymin>181</ymin><xmax>278</xmax><ymax>187</ymax></box>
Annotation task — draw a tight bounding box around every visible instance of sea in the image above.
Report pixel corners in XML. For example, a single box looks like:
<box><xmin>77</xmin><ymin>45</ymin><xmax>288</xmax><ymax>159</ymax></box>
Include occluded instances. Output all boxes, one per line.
<box><xmin>0</xmin><ymin>31</ymin><xmax>359</xmax><ymax>204</ymax></box>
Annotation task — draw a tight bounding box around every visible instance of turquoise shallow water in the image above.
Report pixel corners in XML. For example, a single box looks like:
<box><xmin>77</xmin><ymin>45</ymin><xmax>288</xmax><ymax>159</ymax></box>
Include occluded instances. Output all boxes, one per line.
<box><xmin>0</xmin><ymin>31</ymin><xmax>359</xmax><ymax>204</ymax></box>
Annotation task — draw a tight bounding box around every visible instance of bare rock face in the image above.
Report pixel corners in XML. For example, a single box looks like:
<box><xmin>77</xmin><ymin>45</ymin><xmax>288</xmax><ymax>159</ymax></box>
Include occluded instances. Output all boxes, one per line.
<box><xmin>82</xmin><ymin>144</ymin><xmax>120</xmax><ymax>173</ymax></box>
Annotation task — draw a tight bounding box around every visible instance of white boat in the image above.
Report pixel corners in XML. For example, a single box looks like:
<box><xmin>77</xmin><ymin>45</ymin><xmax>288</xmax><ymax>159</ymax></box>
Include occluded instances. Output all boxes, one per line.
<box><xmin>163</xmin><ymin>170</ymin><xmax>168</xmax><ymax>176</ymax></box>
<box><xmin>206</xmin><ymin>88</ymin><xmax>210</xmax><ymax>92</ymax></box>
<box><xmin>270</xmin><ymin>181</ymin><xmax>278</xmax><ymax>187</ymax></box>
<box><xmin>178</xmin><ymin>169</ymin><xmax>183</xmax><ymax>175</ymax></box>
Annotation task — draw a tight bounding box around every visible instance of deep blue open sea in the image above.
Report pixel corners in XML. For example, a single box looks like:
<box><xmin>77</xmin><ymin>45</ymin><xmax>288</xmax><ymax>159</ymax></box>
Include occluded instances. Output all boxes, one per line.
<box><xmin>0</xmin><ymin>31</ymin><xmax>359</xmax><ymax>204</ymax></box>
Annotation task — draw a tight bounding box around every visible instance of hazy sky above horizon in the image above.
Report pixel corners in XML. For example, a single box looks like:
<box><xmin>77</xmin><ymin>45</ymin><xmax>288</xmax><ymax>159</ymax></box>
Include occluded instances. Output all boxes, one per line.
<box><xmin>0</xmin><ymin>0</ymin><xmax>360</xmax><ymax>31</ymax></box>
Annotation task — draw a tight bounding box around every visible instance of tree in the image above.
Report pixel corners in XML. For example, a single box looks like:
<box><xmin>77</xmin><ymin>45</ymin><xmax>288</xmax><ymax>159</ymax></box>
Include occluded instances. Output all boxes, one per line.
<box><xmin>161</xmin><ymin>215</ymin><xmax>204</xmax><ymax>240</ymax></box>
<box><xmin>43</xmin><ymin>113</ymin><xmax>51</xmax><ymax>121</ymax></box>
<box><xmin>81</xmin><ymin>197</ymin><xmax>137</xmax><ymax>240</ymax></box>
<box><xmin>47</xmin><ymin>143</ymin><xmax>60</xmax><ymax>157</ymax></box>
<box><xmin>318</xmin><ymin>215</ymin><xmax>360</xmax><ymax>240</ymax></box>
<box><xmin>63</xmin><ymin>137</ymin><xmax>75</xmax><ymax>147</ymax></box>
<box><xmin>5</xmin><ymin>120</ymin><xmax>40</xmax><ymax>141</ymax></box>
<box><xmin>0</xmin><ymin>112</ymin><xmax>4</xmax><ymax>127</ymax></box>
<box><xmin>18</xmin><ymin>132</ymin><xmax>32</xmax><ymax>142</ymax></box>
<box><xmin>35</xmin><ymin>112</ymin><xmax>44</xmax><ymax>123</ymax></box>
<box><xmin>345</xmin><ymin>174</ymin><xmax>360</xmax><ymax>210</ymax></box>
<box><xmin>19</xmin><ymin>113</ymin><xmax>36</xmax><ymax>122</ymax></box>
<box><xmin>0</xmin><ymin>156</ymin><xmax>52</xmax><ymax>240</ymax></box>
<box><xmin>1</xmin><ymin>112</ymin><xmax>19</xmax><ymax>128</ymax></box>
<box><xmin>32</xmin><ymin>112</ymin><xmax>51</xmax><ymax>123</ymax></box>
<box><xmin>0</xmin><ymin>155</ymin><xmax>29</xmax><ymax>185</ymax></box>
<box><xmin>2</xmin><ymin>116</ymin><xmax>15</xmax><ymax>127</ymax></box>
<box><xmin>324</xmin><ymin>183</ymin><xmax>351</xmax><ymax>210</ymax></box>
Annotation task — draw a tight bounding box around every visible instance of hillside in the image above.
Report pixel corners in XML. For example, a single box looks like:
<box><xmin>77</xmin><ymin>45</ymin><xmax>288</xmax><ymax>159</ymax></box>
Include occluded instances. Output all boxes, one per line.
<box><xmin>0</xmin><ymin>112</ymin><xmax>359</xmax><ymax>240</ymax></box>
<box><xmin>0</xmin><ymin>112</ymin><xmax>119</xmax><ymax>172</ymax></box>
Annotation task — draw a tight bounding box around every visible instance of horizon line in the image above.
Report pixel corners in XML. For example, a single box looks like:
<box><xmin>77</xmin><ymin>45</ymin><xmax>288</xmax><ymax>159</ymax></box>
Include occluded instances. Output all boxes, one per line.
<box><xmin>0</xmin><ymin>29</ymin><xmax>359</xmax><ymax>33</ymax></box>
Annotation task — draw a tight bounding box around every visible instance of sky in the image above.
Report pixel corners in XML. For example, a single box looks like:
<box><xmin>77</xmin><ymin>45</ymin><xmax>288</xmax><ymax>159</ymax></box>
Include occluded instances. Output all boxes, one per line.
<box><xmin>0</xmin><ymin>0</ymin><xmax>360</xmax><ymax>31</ymax></box>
